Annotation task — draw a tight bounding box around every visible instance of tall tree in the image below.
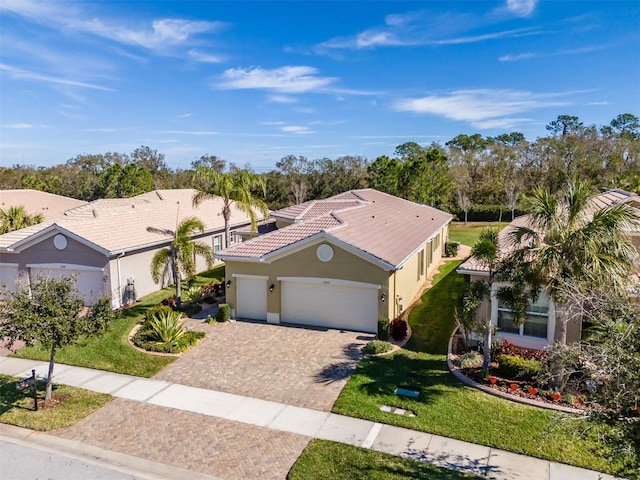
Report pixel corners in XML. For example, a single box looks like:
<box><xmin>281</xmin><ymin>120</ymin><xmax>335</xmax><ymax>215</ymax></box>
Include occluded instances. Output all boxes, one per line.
<box><xmin>1</xmin><ymin>277</ymin><xmax>115</xmax><ymax>400</ymax></box>
<box><xmin>276</xmin><ymin>155</ymin><xmax>311</xmax><ymax>204</ymax></box>
<box><xmin>98</xmin><ymin>163</ymin><xmax>154</xmax><ymax>198</ymax></box>
<box><xmin>149</xmin><ymin>217</ymin><xmax>214</xmax><ymax>309</ymax></box>
<box><xmin>192</xmin><ymin>168</ymin><xmax>269</xmax><ymax>247</ymax></box>
<box><xmin>0</xmin><ymin>205</ymin><xmax>44</xmax><ymax>234</ymax></box>
<box><xmin>506</xmin><ymin>178</ymin><xmax>637</xmax><ymax>344</ymax></box>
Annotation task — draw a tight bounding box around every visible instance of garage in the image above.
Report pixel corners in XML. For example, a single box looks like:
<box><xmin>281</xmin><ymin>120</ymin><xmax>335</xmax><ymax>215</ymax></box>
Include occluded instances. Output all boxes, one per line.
<box><xmin>28</xmin><ymin>264</ymin><xmax>105</xmax><ymax>305</ymax></box>
<box><xmin>0</xmin><ymin>263</ymin><xmax>19</xmax><ymax>295</ymax></box>
<box><xmin>280</xmin><ymin>278</ymin><xmax>378</xmax><ymax>333</ymax></box>
<box><xmin>235</xmin><ymin>275</ymin><xmax>267</xmax><ymax>321</ymax></box>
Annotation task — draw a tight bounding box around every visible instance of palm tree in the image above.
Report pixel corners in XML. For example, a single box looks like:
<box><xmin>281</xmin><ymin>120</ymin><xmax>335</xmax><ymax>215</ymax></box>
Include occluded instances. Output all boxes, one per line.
<box><xmin>192</xmin><ymin>168</ymin><xmax>269</xmax><ymax>248</ymax></box>
<box><xmin>149</xmin><ymin>217</ymin><xmax>214</xmax><ymax>309</ymax></box>
<box><xmin>507</xmin><ymin>178</ymin><xmax>637</xmax><ymax>344</ymax></box>
<box><xmin>0</xmin><ymin>205</ymin><xmax>44</xmax><ymax>234</ymax></box>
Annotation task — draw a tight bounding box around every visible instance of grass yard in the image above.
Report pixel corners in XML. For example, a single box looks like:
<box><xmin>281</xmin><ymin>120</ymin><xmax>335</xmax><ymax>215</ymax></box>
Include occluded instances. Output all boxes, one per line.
<box><xmin>288</xmin><ymin>439</ymin><xmax>481</xmax><ymax>480</ymax></box>
<box><xmin>12</xmin><ymin>266</ymin><xmax>226</xmax><ymax>377</ymax></box>
<box><xmin>0</xmin><ymin>374</ymin><xmax>111</xmax><ymax>431</ymax></box>
<box><xmin>332</xmin><ymin>258</ymin><xmax>624</xmax><ymax>477</ymax></box>
<box><xmin>448</xmin><ymin>221</ymin><xmax>503</xmax><ymax>247</ymax></box>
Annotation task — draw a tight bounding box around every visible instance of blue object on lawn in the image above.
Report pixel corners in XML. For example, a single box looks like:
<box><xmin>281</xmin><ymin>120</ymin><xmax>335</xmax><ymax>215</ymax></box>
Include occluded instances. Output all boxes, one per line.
<box><xmin>394</xmin><ymin>387</ymin><xmax>420</xmax><ymax>398</ymax></box>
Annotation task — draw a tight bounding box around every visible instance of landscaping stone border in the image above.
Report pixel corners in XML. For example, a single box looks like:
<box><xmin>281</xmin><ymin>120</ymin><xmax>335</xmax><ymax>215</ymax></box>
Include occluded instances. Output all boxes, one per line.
<box><xmin>446</xmin><ymin>328</ymin><xmax>584</xmax><ymax>415</ymax></box>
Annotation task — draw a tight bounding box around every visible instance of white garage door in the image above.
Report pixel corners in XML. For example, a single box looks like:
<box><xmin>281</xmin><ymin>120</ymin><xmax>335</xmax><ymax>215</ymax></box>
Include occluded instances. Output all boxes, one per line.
<box><xmin>29</xmin><ymin>265</ymin><xmax>104</xmax><ymax>305</ymax></box>
<box><xmin>281</xmin><ymin>279</ymin><xmax>378</xmax><ymax>333</ymax></box>
<box><xmin>236</xmin><ymin>276</ymin><xmax>267</xmax><ymax>321</ymax></box>
<box><xmin>0</xmin><ymin>264</ymin><xmax>19</xmax><ymax>295</ymax></box>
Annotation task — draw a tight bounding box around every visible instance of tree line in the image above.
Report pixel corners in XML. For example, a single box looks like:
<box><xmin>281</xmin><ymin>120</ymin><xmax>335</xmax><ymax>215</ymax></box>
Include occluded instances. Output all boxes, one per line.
<box><xmin>1</xmin><ymin>114</ymin><xmax>638</xmax><ymax>218</ymax></box>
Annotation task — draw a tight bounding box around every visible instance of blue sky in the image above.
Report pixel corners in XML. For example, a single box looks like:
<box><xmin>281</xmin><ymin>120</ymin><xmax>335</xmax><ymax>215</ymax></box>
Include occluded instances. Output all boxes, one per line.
<box><xmin>1</xmin><ymin>1</ymin><xmax>639</xmax><ymax>171</ymax></box>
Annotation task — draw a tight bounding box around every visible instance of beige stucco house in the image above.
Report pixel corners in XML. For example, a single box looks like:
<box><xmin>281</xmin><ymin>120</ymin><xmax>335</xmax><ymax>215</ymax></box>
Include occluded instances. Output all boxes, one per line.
<box><xmin>0</xmin><ymin>189</ymin><xmax>264</xmax><ymax>308</ymax></box>
<box><xmin>217</xmin><ymin>189</ymin><xmax>453</xmax><ymax>333</ymax></box>
<box><xmin>457</xmin><ymin>189</ymin><xmax>640</xmax><ymax>350</ymax></box>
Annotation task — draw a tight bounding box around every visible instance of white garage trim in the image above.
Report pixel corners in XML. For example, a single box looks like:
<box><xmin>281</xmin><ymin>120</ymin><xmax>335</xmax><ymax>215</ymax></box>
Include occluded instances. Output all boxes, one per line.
<box><xmin>281</xmin><ymin>278</ymin><xmax>379</xmax><ymax>333</ymax></box>
<box><xmin>27</xmin><ymin>263</ymin><xmax>104</xmax><ymax>272</ymax></box>
<box><xmin>235</xmin><ymin>276</ymin><xmax>268</xmax><ymax>321</ymax></box>
<box><xmin>232</xmin><ymin>274</ymin><xmax>269</xmax><ymax>280</ymax></box>
<box><xmin>277</xmin><ymin>276</ymin><xmax>381</xmax><ymax>290</ymax></box>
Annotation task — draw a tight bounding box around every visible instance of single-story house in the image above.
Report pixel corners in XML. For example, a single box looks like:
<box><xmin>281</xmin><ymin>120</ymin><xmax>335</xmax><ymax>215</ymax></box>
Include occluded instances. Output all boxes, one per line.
<box><xmin>457</xmin><ymin>188</ymin><xmax>640</xmax><ymax>350</ymax></box>
<box><xmin>0</xmin><ymin>189</ymin><xmax>266</xmax><ymax>308</ymax></box>
<box><xmin>1</xmin><ymin>189</ymin><xmax>87</xmax><ymax>221</ymax></box>
<box><xmin>216</xmin><ymin>188</ymin><xmax>453</xmax><ymax>333</ymax></box>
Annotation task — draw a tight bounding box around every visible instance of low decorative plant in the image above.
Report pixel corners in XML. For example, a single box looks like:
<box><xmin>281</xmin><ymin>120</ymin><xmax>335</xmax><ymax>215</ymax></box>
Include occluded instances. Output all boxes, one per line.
<box><xmin>364</xmin><ymin>340</ymin><xmax>393</xmax><ymax>355</ymax></box>
<box><xmin>489</xmin><ymin>376</ymin><xmax>497</xmax><ymax>384</ymax></box>
<box><xmin>216</xmin><ymin>303</ymin><xmax>230</xmax><ymax>322</ymax></box>
<box><xmin>390</xmin><ymin>317</ymin><xmax>408</xmax><ymax>341</ymax></box>
<box><xmin>459</xmin><ymin>350</ymin><xmax>483</xmax><ymax>369</ymax></box>
<box><xmin>528</xmin><ymin>386</ymin><xmax>538</xmax><ymax>395</ymax></box>
<box><xmin>510</xmin><ymin>383</ymin><xmax>519</xmax><ymax>391</ymax></box>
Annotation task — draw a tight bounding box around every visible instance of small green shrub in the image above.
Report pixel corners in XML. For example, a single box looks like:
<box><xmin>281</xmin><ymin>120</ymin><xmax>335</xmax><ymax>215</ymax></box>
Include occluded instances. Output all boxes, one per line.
<box><xmin>179</xmin><ymin>302</ymin><xmax>202</xmax><ymax>317</ymax></box>
<box><xmin>459</xmin><ymin>350</ymin><xmax>483</xmax><ymax>368</ymax></box>
<box><xmin>133</xmin><ymin>330</ymin><xmax>205</xmax><ymax>354</ymax></box>
<box><xmin>444</xmin><ymin>241</ymin><xmax>460</xmax><ymax>257</ymax></box>
<box><xmin>216</xmin><ymin>304</ymin><xmax>230</xmax><ymax>322</ymax></box>
<box><xmin>205</xmin><ymin>315</ymin><xmax>216</xmax><ymax>324</ymax></box>
<box><xmin>143</xmin><ymin>305</ymin><xmax>174</xmax><ymax>324</ymax></box>
<box><xmin>377</xmin><ymin>317</ymin><xmax>390</xmax><ymax>341</ymax></box>
<box><xmin>496</xmin><ymin>354</ymin><xmax>541</xmax><ymax>381</ymax></box>
<box><xmin>185</xmin><ymin>285</ymin><xmax>205</xmax><ymax>304</ymax></box>
<box><xmin>364</xmin><ymin>340</ymin><xmax>394</xmax><ymax>355</ymax></box>
<box><xmin>146</xmin><ymin>310</ymin><xmax>186</xmax><ymax>344</ymax></box>
<box><xmin>390</xmin><ymin>318</ymin><xmax>408</xmax><ymax>341</ymax></box>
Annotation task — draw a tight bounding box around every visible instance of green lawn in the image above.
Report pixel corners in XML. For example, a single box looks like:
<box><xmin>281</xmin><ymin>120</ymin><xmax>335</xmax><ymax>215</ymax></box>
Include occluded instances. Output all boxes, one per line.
<box><xmin>448</xmin><ymin>221</ymin><xmax>502</xmax><ymax>247</ymax></box>
<box><xmin>12</xmin><ymin>266</ymin><xmax>226</xmax><ymax>377</ymax></box>
<box><xmin>0</xmin><ymin>374</ymin><xmax>111</xmax><ymax>431</ymax></box>
<box><xmin>332</xmin><ymin>259</ymin><xmax>624</xmax><ymax>477</ymax></box>
<box><xmin>288</xmin><ymin>440</ymin><xmax>481</xmax><ymax>480</ymax></box>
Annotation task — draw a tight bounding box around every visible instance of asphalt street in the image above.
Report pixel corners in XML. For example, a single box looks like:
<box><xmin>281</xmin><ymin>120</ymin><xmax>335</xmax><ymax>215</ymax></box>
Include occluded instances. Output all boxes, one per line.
<box><xmin>0</xmin><ymin>439</ymin><xmax>141</xmax><ymax>480</ymax></box>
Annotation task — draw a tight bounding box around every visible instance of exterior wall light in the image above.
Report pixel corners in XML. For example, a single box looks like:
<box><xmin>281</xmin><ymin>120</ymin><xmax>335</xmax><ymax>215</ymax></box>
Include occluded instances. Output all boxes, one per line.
<box><xmin>269</xmin><ymin>284</ymin><xmax>275</xmax><ymax>292</ymax></box>
<box><xmin>380</xmin><ymin>293</ymin><xmax>386</xmax><ymax>302</ymax></box>
<box><xmin>226</xmin><ymin>280</ymin><xmax>231</xmax><ymax>288</ymax></box>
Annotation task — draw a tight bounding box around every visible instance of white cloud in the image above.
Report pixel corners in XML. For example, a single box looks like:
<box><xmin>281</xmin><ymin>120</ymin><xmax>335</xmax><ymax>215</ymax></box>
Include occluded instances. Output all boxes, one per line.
<box><xmin>188</xmin><ymin>48</ymin><xmax>223</xmax><ymax>63</ymax></box>
<box><xmin>393</xmin><ymin>89</ymin><xmax>568</xmax><ymax>128</ymax></box>
<box><xmin>218</xmin><ymin>66</ymin><xmax>337</xmax><ymax>93</ymax></box>
<box><xmin>499</xmin><ymin>52</ymin><xmax>537</xmax><ymax>62</ymax></box>
<box><xmin>0</xmin><ymin>63</ymin><xmax>115</xmax><ymax>91</ymax></box>
<box><xmin>162</xmin><ymin>130</ymin><xmax>220</xmax><ymax>136</ymax></box>
<box><xmin>505</xmin><ymin>0</ymin><xmax>538</xmax><ymax>18</ymax></box>
<box><xmin>281</xmin><ymin>125</ymin><xmax>314</xmax><ymax>135</ymax></box>
<box><xmin>1</xmin><ymin>123</ymin><xmax>33</xmax><ymax>129</ymax></box>
<box><xmin>267</xmin><ymin>94</ymin><xmax>298</xmax><ymax>104</ymax></box>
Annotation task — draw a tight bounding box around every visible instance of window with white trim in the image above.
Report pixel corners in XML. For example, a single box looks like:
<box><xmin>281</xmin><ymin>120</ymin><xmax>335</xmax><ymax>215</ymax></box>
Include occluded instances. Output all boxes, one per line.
<box><xmin>497</xmin><ymin>292</ymin><xmax>549</xmax><ymax>339</ymax></box>
<box><xmin>213</xmin><ymin>234</ymin><xmax>222</xmax><ymax>253</ymax></box>
<box><xmin>417</xmin><ymin>249</ymin><xmax>425</xmax><ymax>280</ymax></box>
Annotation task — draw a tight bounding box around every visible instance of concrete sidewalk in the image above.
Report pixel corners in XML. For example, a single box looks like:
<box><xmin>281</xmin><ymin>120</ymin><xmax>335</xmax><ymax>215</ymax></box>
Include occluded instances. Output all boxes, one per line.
<box><xmin>0</xmin><ymin>357</ymin><xmax>619</xmax><ymax>480</ymax></box>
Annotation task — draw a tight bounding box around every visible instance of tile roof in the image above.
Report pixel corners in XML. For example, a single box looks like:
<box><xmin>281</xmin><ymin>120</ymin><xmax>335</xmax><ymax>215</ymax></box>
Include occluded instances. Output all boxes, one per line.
<box><xmin>218</xmin><ymin>188</ymin><xmax>453</xmax><ymax>269</ymax></box>
<box><xmin>458</xmin><ymin>188</ymin><xmax>640</xmax><ymax>274</ymax></box>
<box><xmin>0</xmin><ymin>189</ymin><xmax>87</xmax><ymax>222</ymax></box>
<box><xmin>0</xmin><ymin>189</ymin><xmax>267</xmax><ymax>254</ymax></box>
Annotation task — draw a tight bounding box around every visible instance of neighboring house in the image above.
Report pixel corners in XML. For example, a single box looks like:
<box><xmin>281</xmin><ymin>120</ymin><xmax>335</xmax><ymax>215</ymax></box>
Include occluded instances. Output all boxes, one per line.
<box><xmin>1</xmin><ymin>189</ymin><xmax>87</xmax><ymax>222</ymax></box>
<box><xmin>457</xmin><ymin>189</ymin><xmax>640</xmax><ymax>350</ymax></box>
<box><xmin>0</xmin><ymin>189</ymin><xmax>266</xmax><ymax>307</ymax></box>
<box><xmin>216</xmin><ymin>189</ymin><xmax>453</xmax><ymax>333</ymax></box>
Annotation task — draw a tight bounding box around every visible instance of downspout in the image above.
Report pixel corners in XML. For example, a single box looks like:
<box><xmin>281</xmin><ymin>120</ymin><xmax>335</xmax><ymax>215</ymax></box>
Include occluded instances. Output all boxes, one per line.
<box><xmin>116</xmin><ymin>251</ymin><xmax>125</xmax><ymax>309</ymax></box>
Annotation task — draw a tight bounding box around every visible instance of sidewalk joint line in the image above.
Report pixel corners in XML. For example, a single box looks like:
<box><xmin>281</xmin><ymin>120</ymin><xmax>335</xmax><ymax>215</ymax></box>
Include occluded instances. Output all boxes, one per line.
<box><xmin>361</xmin><ymin>422</ymin><xmax>383</xmax><ymax>449</ymax></box>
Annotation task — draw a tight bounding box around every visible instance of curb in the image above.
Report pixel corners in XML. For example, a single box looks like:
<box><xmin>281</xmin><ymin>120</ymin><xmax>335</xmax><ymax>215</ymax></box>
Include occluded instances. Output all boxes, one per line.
<box><xmin>0</xmin><ymin>423</ymin><xmax>222</xmax><ymax>480</ymax></box>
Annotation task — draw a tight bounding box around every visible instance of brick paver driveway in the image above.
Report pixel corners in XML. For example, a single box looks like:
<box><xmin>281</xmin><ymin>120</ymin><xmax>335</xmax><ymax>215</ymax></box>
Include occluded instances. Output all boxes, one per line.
<box><xmin>154</xmin><ymin>320</ymin><xmax>374</xmax><ymax>411</ymax></box>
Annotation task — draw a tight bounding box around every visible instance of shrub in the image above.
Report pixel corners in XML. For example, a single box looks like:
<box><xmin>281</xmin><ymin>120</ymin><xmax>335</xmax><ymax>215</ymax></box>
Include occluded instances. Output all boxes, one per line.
<box><xmin>178</xmin><ymin>302</ymin><xmax>202</xmax><ymax>317</ymax></box>
<box><xmin>203</xmin><ymin>294</ymin><xmax>216</xmax><ymax>304</ymax></box>
<box><xmin>185</xmin><ymin>285</ymin><xmax>205</xmax><ymax>304</ymax></box>
<box><xmin>133</xmin><ymin>330</ymin><xmax>205</xmax><ymax>354</ymax></box>
<box><xmin>364</xmin><ymin>340</ymin><xmax>394</xmax><ymax>355</ymax></box>
<box><xmin>496</xmin><ymin>354</ymin><xmax>541</xmax><ymax>381</ymax></box>
<box><xmin>161</xmin><ymin>295</ymin><xmax>177</xmax><ymax>309</ymax></box>
<box><xmin>445</xmin><ymin>241</ymin><xmax>460</xmax><ymax>257</ymax></box>
<box><xmin>143</xmin><ymin>305</ymin><xmax>174</xmax><ymax>325</ymax></box>
<box><xmin>146</xmin><ymin>310</ymin><xmax>186</xmax><ymax>344</ymax></box>
<box><xmin>495</xmin><ymin>340</ymin><xmax>545</xmax><ymax>361</ymax></box>
<box><xmin>377</xmin><ymin>317</ymin><xmax>390</xmax><ymax>341</ymax></box>
<box><xmin>390</xmin><ymin>318</ymin><xmax>408</xmax><ymax>341</ymax></box>
<box><xmin>216</xmin><ymin>303</ymin><xmax>230</xmax><ymax>322</ymax></box>
<box><xmin>459</xmin><ymin>350</ymin><xmax>483</xmax><ymax>369</ymax></box>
